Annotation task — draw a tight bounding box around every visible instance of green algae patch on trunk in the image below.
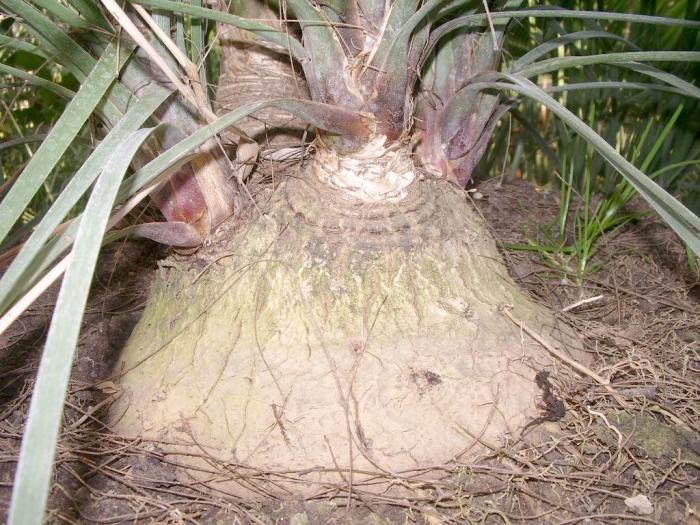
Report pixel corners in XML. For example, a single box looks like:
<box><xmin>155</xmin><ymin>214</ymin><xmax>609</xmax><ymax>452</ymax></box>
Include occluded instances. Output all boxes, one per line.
<box><xmin>110</xmin><ymin>175</ymin><xmax>580</xmax><ymax>497</ymax></box>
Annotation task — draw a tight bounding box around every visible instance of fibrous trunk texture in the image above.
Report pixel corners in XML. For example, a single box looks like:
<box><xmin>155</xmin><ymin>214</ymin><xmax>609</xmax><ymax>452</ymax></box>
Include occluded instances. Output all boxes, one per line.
<box><xmin>215</xmin><ymin>4</ymin><xmax>309</xmax><ymax>148</ymax></box>
<box><xmin>111</xmin><ymin>149</ymin><xmax>579</xmax><ymax>497</ymax></box>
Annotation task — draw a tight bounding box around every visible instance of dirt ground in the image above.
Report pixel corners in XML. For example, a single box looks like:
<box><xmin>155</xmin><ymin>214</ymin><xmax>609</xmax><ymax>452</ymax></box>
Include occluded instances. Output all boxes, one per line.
<box><xmin>1</xmin><ymin>177</ymin><xmax>698</xmax><ymax>524</ymax></box>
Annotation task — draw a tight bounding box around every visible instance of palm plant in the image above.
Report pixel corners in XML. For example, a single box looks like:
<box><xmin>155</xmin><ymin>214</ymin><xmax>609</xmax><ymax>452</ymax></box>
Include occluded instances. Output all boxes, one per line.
<box><xmin>1</xmin><ymin>0</ymin><xmax>699</xmax><ymax>521</ymax></box>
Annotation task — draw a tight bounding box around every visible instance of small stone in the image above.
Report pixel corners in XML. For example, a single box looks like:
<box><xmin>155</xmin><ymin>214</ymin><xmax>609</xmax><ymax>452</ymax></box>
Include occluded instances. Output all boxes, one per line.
<box><xmin>290</xmin><ymin>512</ymin><xmax>310</xmax><ymax>525</ymax></box>
<box><xmin>624</xmin><ymin>494</ymin><xmax>653</xmax><ymax>515</ymax></box>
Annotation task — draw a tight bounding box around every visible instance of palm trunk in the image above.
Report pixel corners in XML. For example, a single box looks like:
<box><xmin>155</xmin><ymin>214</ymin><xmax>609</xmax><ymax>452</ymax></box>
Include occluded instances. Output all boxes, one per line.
<box><xmin>215</xmin><ymin>1</ymin><xmax>310</xmax><ymax>148</ymax></box>
<box><xmin>110</xmin><ymin>144</ymin><xmax>580</xmax><ymax>497</ymax></box>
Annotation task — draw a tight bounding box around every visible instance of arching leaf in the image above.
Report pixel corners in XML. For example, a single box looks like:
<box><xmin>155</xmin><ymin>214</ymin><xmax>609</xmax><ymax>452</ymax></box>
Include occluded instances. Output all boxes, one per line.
<box><xmin>7</xmin><ymin>126</ymin><xmax>158</xmax><ymax>525</ymax></box>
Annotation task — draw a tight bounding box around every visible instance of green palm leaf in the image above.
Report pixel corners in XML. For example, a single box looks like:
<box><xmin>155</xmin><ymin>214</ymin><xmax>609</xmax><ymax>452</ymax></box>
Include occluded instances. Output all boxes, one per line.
<box><xmin>467</xmin><ymin>73</ymin><xmax>700</xmax><ymax>253</ymax></box>
<box><xmin>130</xmin><ymin>0</ymin><xmax>306</xmax><ymax>60</ymax></box>
<box><xmin>0</xmin><ymin>84</ymin><xmax>172</xmax><ymax>315</ymax></box>
<box><xmin>7</xmin><ymin>126</ymin><xmax>158</xmax><ymax>525</ymax></box>
<box><xmin>0</xmin><ymin>41</ymin><xmax>128</xmax><ymax>244</ymax></box>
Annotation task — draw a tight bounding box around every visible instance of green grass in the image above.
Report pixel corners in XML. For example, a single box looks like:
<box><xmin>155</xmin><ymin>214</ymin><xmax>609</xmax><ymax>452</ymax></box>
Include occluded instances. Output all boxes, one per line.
<box><xmin>473</xmin><ymin>0</ymin><xmax>700</xmax><ymax>269</ymax></box>
<box><xmin>505</xmin><ymin>102</ymin><xmax>692</xmax><ymax>281</ymax></box>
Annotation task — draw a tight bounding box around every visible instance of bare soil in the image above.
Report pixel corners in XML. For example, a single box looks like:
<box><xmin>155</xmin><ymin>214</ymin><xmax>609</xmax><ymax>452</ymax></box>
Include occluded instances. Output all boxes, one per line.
<box><xmin>1</xmin><ymin>177</ymin><xmax>698</xmax><ymax>524</ymax></box>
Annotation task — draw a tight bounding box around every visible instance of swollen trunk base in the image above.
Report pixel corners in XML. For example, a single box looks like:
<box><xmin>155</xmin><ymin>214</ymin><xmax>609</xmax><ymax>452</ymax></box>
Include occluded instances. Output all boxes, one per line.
<box><xmin>111</xmin><ymin>161</ymin><xmax>579</xmax><ymax>497</ymax></box>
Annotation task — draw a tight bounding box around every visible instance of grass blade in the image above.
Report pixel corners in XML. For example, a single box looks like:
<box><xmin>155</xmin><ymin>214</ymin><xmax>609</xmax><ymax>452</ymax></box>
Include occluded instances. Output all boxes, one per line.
<box><xmin>6</xmin><ymin>126</ymin><xmax>157</xmax><ymax>525</ymax></box>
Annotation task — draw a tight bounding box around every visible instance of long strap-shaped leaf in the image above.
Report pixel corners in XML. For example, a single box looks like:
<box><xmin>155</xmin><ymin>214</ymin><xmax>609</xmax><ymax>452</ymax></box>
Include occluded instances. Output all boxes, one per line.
<box><xmin>513</xmin><ymin>51</ymin><xmax>700</xmax><ymax>78</ymax></box>
<box><xmin>1</xmin><ymin>0</ymin><xmax>96</xmax><ymax>79</ymax></box>
<box><xmin>6</xmin><ymin>127</ymin><xmax>157</xmax><ymax>525</ymax></box>
<box><xmin>617</xmin><ymin>62</ymin><xmax>700</xmax><ymax>100</ymax></box>
<box><xmin>0</xmin><ymin>41</ymin><xmax>126</xmax><ymax>245</ymax></box>
<box><xmin>65</xmin><ymin>0</ymin><xmax>110</xmax><ymax>28</ymax></box>
<box><xmin>130</xmin><ymin>0</ymin><xmax>306</xmax><ymax>61</ymax></box>
<box><xmin>512</xmin><ymin>30</ymin><xmax>640</xmax><ymax>70</ymax></box>
<box><xmin>286</xmin><ymin>0</ymin><xmax>361</xmax><ymax>107</ymax></box>
<box><xmin>0</xmin><ymin>63</ymin><xmax>76</xmax><ymax>99</ymax></box>
<box><xmin>0</xmin><ymin>33</ymin><xmax>50</xmax><ymax>58</ymax></box>
<box><xmin>511</xmin><ymin>51</ymin><xmax>700</xmax><ymax>99</ymax></box>
<box><xmin>545</xmin><ymin>81</ymin><xmax>685</xmax><ymax>95</ymax></box>
<box><xmin>437</xmin><ymin>7</ymin><xmax>700</xmax><ymax>36</ymax></box>
<box><xmin>0</xmin><ymin>44</ymin><xmax>127</xmax><ymax>243</ymax></box>
<box><xmin>429</xmin><ymin>8</ymin><xmax>700</xmax><ymax>58</ymax></box>
<box><xmin>30</xmin><ymin>0</ymin><xmax>90</xmax><ymax>29</ymax></box>
<box><xmin>0</xmin><ymin>84</ymin><xmax>172</xmax><ymax>315</ymax></box>
<box><xmin>467</xmin><ymin>74</ymin><xmax>700</xmax><ymax>254</ymax></box>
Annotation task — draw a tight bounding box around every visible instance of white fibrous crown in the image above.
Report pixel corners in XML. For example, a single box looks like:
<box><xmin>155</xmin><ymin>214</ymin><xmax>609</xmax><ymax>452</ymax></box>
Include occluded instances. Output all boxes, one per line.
<box><xmin>313</xmin><ymin>136</ymin><xmax>416</xmax><ymax>203</ymax></box>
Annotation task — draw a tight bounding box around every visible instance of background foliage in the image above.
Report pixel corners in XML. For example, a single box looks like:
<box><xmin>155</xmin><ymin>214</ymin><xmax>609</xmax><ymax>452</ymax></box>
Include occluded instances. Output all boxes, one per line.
<box><xmin>476</xmin><ymin>0</ymin><xmax>700</xmax><ymax>213</ymax></box>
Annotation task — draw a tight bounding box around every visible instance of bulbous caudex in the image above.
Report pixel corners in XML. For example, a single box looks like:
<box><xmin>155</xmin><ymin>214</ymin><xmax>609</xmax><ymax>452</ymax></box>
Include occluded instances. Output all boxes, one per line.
<box><xmin>111</xmin><ymin>144</ymin><xmax>582</xmax><ymax>497</ymax></box>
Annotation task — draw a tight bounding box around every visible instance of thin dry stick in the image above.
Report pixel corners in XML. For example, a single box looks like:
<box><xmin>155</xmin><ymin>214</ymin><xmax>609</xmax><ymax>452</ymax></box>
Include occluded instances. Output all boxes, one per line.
<box><xmin>68</xmin><ymin>394</ymin><xmax>120</xmax><ymax>431</ymax></box>
<box><xmin>502</xmin><ymin>306</ymin><xmax>608</xmax><ymax>384</ymax></box>
<box><xmin>0</xmin><ymin>253</ymin><xmax>71</xmax><ymax>336</ymax></box>
<box><xmin>501</xmin><ymin>306</ymin><xmax>629</xmax><ymax>407</ymax></box>
<box><xmin>453</xmin><ymin>423</ymin><xmax>535</xmax><ymax>470</ymax></box>
<box><xmin>562</xmin><ymin>294</ymin><xmax>605</xmax><ymax>312</ymax></box>
<box><xmin>587</xmin><ymin>408</ymin><xmax>623</xmax><ymax>449</ymax></box>
<box><xmin>482</xmin><ymin>0</ymin><xmax>500</xmax><ymax>51</ymax></box>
